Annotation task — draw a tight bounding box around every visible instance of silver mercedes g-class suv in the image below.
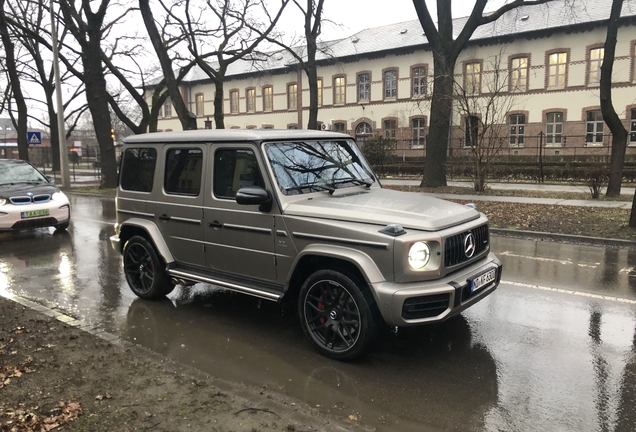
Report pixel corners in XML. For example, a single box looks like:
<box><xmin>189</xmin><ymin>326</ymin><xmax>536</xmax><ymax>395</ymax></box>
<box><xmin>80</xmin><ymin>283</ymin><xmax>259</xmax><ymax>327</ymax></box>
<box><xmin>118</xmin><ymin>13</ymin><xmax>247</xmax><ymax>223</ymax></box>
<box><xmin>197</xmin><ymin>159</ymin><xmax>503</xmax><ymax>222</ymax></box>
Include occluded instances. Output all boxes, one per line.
<box><xmin>111</xmin><ymin>129</ymin><xmax>501</xmax><ymax>360</ymax></box>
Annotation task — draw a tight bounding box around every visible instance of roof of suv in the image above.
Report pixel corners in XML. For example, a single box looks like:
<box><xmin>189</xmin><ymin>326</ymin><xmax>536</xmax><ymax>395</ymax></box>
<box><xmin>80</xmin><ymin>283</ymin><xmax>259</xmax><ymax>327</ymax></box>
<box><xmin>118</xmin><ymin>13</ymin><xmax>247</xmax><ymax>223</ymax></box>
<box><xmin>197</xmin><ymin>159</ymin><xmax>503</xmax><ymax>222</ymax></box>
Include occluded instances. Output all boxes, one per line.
<box><xmin>122</xmin><ymin>129</ymin><xmax>352</xmax><ymax>145</ymax></box>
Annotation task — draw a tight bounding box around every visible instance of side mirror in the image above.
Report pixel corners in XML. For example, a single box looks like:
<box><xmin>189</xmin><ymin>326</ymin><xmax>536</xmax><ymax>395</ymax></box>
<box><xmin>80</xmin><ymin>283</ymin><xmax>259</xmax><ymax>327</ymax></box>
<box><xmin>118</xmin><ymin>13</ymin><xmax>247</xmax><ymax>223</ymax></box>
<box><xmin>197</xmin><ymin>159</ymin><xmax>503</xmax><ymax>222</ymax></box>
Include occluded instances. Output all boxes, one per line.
<box><xmin>236</xmin><ymin>186</ymin><xmax>272</xmax><ymax>212</ymax></box>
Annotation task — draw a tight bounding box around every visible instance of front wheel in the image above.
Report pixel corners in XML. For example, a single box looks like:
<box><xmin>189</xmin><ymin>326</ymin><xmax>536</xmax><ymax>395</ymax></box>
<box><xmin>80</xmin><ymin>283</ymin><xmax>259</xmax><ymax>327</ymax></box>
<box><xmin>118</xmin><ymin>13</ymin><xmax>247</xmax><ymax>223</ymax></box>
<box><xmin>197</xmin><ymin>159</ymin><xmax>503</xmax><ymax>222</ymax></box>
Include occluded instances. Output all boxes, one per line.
<box><xmin>123</xmin><ymin>235</ymin><xmax>174</xmax><ymax>299</ymax></box>
<box><xmin>298</xmin><ymin>269</ymin><xmax>381</xmax><ymax>361</ymax></box>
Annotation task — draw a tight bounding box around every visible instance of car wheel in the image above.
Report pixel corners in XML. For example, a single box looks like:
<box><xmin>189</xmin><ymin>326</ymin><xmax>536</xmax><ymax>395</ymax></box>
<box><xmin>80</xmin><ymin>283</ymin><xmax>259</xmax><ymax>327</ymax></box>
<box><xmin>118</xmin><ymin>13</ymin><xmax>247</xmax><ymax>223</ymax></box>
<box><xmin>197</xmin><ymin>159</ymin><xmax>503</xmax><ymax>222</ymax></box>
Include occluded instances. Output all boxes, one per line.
<box><xmin>123</xmin><ymin>235</ymin><xmax>174</xmax><ymax>299</ymax></box>
<box><xmin>299</xmin><ymin>269</ymin><xmax>381</xmax><ymax>361</ymax></box>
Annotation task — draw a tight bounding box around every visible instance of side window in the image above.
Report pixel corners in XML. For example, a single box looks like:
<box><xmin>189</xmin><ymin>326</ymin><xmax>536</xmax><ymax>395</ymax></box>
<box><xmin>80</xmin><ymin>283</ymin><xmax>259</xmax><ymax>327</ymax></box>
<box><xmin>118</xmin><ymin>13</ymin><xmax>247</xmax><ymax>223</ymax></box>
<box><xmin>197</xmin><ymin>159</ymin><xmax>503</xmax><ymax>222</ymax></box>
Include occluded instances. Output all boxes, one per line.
<box><xmin>164</xmin><ymin>148</ymin><xmax>203</xmax><ymax>196</ymax></box>
<box><xmin>214</xmin><ymin>149</ymin><xmax>265</xmax><ymax>199</ymax></box>
<box><xmin>121</xmin><ymin>148</ymin><xmax>157</xmax><ymax>192</ymax></box>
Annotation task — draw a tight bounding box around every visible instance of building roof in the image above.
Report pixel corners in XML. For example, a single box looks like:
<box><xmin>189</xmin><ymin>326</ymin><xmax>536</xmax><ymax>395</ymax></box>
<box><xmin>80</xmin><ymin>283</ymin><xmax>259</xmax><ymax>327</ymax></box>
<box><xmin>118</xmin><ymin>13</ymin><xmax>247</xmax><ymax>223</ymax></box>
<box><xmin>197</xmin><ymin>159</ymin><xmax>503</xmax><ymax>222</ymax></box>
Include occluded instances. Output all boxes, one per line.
<box><xmin>176</xmin><ymin>0</ymin><xmax>636</xmax><ymax>84</ymax></box>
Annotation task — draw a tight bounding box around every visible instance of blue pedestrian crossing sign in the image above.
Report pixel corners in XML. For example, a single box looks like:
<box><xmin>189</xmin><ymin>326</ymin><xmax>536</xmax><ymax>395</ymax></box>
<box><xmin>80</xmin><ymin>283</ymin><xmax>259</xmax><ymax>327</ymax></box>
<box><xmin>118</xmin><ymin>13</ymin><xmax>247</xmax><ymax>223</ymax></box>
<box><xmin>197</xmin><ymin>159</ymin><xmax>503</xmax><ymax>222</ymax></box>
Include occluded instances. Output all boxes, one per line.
<box><xmin>27</xmin><ymin>131</ymin><xmax>42</xmax><ymax>145</ymax></box>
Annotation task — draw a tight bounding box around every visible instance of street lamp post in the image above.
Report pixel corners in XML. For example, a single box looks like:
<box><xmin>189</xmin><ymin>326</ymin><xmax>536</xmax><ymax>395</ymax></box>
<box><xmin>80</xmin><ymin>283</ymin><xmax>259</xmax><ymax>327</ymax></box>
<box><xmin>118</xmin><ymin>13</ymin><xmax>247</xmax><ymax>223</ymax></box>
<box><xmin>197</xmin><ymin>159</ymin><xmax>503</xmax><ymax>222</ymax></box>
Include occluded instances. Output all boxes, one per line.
<box><xmin>50</xmin><ymin>0</ymin><xmax>70</xmax><ymax>187</ymax></box>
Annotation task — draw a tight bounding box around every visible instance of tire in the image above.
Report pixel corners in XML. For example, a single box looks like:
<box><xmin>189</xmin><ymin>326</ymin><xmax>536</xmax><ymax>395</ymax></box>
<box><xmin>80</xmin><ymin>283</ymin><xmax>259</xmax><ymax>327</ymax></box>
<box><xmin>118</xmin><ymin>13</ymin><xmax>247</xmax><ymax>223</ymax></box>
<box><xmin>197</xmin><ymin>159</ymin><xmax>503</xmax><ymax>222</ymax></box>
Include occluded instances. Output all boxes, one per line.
<box><xmin>123</xmin><ymin>235</ymin><xmax>174</xmax><ymax>299</ymax></box>
<box><xmin>298</xmin><ymin>269</ymin><xmax>381</xmax><ymax>361</ymax></box>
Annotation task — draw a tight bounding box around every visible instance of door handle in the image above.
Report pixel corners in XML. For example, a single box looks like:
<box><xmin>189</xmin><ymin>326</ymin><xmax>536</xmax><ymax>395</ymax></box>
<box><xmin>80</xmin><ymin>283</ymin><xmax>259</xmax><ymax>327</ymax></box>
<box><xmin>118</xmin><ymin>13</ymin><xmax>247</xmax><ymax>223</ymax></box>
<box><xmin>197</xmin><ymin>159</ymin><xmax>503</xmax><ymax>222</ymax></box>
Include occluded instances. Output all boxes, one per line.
<box><xmin>208</xmin><ymin>220</ymin><xmax>223</xmax><ymax>229</ymax></box>
<box><xmin>159</xmin><ymin>214</ymin><xmax>171</xmax><ymax>221</ymax></box>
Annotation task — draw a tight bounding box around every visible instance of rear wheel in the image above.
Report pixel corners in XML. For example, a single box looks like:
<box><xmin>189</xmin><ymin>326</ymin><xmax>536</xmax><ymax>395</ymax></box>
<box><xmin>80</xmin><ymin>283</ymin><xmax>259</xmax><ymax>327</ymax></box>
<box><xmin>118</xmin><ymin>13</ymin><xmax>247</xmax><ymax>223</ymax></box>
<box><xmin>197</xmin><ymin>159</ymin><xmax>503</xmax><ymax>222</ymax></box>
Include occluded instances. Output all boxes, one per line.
<box><xmin>298</xmin><ymin>269</ymin><xmax>380</xmax><ymax>361</ymax></box>
<box><xmin>123</xmin><ymin>236</ymin><xmax>174</xmax><ymax>299</ymax></box>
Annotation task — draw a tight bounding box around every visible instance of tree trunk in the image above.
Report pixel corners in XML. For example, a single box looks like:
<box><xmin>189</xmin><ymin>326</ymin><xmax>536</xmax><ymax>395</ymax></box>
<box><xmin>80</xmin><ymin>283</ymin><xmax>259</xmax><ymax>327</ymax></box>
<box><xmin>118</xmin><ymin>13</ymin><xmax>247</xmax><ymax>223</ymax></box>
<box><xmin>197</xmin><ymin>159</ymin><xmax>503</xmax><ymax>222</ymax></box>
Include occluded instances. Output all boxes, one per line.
<box><xmin>214</xmin><ymin>78</ymin><xmax>225</xmax><ymax>129</ymax></box>
<box><xmin>83</xmin><ymin>24</ymin><xmax>118</xmax><ymax>188</ymax></box>
<box><xmin>602</xmin><ymin>0</ymin><xmax>628</xmax><ymax>197</ymax></box>
<box><xmin>139</xmin><ymin>0</ymin><xmax>197</xmax><ymax>131</ymax></box>
<box><xmin>422</xmin><ymin>53</ymin><xmax>455</xmax><ymax>187</ymax></box>
<box><xmin>0</xmin><ymin>0</ymin><xmax>29</xmax><ymax>160</ymax></box>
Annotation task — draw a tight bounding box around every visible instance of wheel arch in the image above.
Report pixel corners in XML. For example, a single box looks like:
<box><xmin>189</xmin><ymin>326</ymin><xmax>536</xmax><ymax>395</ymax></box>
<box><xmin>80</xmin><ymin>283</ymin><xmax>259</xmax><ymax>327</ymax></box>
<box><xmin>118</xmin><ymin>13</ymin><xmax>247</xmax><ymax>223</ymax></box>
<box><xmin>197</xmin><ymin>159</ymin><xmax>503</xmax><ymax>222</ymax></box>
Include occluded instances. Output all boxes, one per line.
<box><xmin>118</xmin><ymin>219</ymin><xmax>174</xmax><ymax>264</ymax></box>
<box><xmin>284</xmin><ymin>244</ymin><xmax>386</xmax><ymax>303</ymax></box>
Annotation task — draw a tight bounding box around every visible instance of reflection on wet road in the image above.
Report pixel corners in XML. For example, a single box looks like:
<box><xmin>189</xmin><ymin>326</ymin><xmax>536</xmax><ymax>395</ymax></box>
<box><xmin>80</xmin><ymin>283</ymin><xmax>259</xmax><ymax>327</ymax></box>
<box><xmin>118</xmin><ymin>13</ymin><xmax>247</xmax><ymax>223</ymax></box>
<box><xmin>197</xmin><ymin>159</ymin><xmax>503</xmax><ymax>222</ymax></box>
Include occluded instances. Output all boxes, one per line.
<box><xmin>1</xmin><ymin>195</ymin><xmax>635</xmax><ymax>431</ymax></box>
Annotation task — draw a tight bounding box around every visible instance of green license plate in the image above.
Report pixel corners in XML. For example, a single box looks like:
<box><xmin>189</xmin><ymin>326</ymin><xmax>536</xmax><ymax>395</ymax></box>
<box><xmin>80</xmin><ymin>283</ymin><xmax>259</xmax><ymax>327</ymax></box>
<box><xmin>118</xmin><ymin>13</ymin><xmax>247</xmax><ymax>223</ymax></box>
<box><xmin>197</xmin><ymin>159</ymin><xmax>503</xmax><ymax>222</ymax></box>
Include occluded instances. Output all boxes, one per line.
<box><xmin>21</xmin><ymin>209</ymin><xmax>50</xmax><ymax>219</ymax></box>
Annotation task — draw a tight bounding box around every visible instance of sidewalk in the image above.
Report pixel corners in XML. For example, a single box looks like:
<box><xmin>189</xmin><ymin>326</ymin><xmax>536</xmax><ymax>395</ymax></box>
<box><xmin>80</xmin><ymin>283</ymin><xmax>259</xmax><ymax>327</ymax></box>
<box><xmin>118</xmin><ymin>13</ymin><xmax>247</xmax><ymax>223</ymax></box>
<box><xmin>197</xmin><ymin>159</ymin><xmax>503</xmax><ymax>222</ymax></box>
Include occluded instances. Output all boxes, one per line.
<box><xmin>381</xmin><ymin>179</ymin><xmax>633</xmax><ymax>210</ymax></box>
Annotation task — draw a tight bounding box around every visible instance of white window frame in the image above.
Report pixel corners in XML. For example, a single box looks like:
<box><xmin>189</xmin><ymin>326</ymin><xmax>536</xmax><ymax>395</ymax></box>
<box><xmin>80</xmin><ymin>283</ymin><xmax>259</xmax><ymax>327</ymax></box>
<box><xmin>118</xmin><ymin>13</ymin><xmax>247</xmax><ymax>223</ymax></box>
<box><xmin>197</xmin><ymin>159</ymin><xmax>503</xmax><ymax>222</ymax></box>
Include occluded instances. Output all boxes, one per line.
<box><xmin>358</xmin><ymin>73</ymin><xmax>370</xmax><ymax>102</ymax></box>
<box><xmin>585</xmin><ymin>110</ymin><xmax>604</xmax><ymax>146</ymax></box>
<box><xmin>588</xmin><ymin>48</ymin><xmax>604</xmax><ymax>85</ymax></box>
<box><xmin>511</xmin><ymin>57</ymin><xmax>528</xmax><ymax>92</ymax></box>
<box><xmin>546</xmin><ymin>112</ymin><xmax>563</xmax><ymax>145</ymax></box>
<box><xmin>384</xmin><ymin>70</ymin><xmax>397</xmax><ymax>99</ymax></box>
<box><xmin>548</xmin><ymin>52</ymin><xmax>567</xmax><ymax>89</ymax></box>
<box><xmin>509</xmin><ymin>114</ymin><xmax>526</xmax><ymax>147</ymax></box>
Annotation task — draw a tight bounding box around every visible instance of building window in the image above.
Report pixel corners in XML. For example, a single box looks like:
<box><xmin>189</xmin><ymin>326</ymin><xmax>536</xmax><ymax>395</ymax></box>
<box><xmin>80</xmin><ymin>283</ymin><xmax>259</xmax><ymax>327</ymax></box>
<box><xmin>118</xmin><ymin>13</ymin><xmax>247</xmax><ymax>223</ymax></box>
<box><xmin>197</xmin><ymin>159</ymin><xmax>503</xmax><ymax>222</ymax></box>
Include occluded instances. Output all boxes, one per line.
<box><xmin>164</xmin><ymin>99</ymin><xmax>172</xmax><ymax>118</ymax></box>
<box><xmin>355</xmin><ymin>122</ymin><xmax>373</xmax><ymax>147</ymax></box>
<box><xmin>465</xmin><ymin>116</ymin><xmax>479</xmax><ymax>147</ymax></box>
<box><xmin>246</xmin><ymin>89</ymin><xmax>255</xmax><ymax>113</ymax></box>
<box><xmin>412</xmin><ymin>67</ymin><xmax>426</xmax><ymax>97</ymax></box>
<box><xmin>384</xmin><ymin>119</ymin><xmax>397</xmax><ymax>139</ymax></box>
<box><xmin>195</xmin><ymin>93</ymin><xmax>204</xmax><ymax>116</ymax></box>
<box><xmin>358</xmin><ymin>73</ymin><xmax>370</xmax><ymax>102</ymax></box>
<box><xmin>230</xmin><ymin>90</ymin><xmax>239</xmax><ymax>114</ymax></box>
<box><xmin>288</xmin><ymin>124</ymin><xmax>298</xmax><ymax>129</ymax></box>
<box><xmin>546</xmin><ymin>112</ymin><xmax>563</xmax><ymax>145</ymax></box>
<box><xmin>588</xmin><ymin>48</ymin><xmax>604</xmax><ymax>85</ymax></box>
<box><xmin>586</xmin><ymin>110</ymin><xmax>604</xmax><ymax>145</ymax></box>
<box><xmin>334</xmin><ymin>76</ymin><xmax>346</xmax><ymax>105</ymax></box>
<box><xmin>465</xmin><ymin>62</ymin><xmax>481</xmax><ymax>94</ymax></box>
<box><xmin>509</xmin><ymin>114</ymin><xmax>525</xmax><ymax>146</ymax></box>
<box><xmin>287</xmin><ymin>83</ymin><xmax>297</xmax><ymax>110</ymax></box>
<box><xmin>548</xmin><ymin>52</ymin><xmax>567</xmax><ymax>88</ymax></box>
<box><xmin>511</xmin><ymin>57</ymin><xmax>528</xmax><ymax>92</ymax></box>
<box><xmin>384</xmin><ymin>70</ymin><xmax>397</xmax><ymax>99</ymax></box>
<box><xmin>263</xmin><ymin>86</ymin><xmax>273</xmax><ymax>112</ymax></box>
<box><xmin>333</xmin><ymin>122</ymin><xmax>346</xmax><ymax>132</ymax></box>
<box><xmin>317</xmin><ymin>79</ymin><xmax>322</xmax><ymax>107</ymax></box>
<box><xmin>411</xmin><ymin>118</ymin><xmax>425</xmax><ymax>148</ymax></box>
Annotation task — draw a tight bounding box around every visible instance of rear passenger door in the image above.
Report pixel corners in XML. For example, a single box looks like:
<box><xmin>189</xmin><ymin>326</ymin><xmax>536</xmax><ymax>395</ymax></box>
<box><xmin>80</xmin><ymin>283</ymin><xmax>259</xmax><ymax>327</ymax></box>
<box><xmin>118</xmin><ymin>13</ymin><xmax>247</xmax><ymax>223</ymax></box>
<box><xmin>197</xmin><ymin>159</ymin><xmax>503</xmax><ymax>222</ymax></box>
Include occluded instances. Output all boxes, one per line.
<box><xmin>148</xmin><ymin>145</ymin><xmax>206</xmax><ymax>268</ymax></box>
<box><xmin>203</xmin><ymin>144</ymin><xmax>278</xmax><ymax>281</ymax></box>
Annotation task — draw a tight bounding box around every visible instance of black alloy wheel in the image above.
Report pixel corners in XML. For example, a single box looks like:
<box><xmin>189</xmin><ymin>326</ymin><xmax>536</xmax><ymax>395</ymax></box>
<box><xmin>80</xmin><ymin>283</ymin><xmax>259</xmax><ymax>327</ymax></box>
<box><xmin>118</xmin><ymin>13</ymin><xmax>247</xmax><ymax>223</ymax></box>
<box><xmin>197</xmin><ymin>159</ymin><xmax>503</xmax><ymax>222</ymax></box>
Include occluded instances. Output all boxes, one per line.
<box><xmin>123</xmin><ymin>236</ymin><xmax>174</xmax><ymax>300</ymax></box>
<box><xmin>299</xmin><ymin>269</ymin><xmax>380</xmax><ymax>361</ymax></box>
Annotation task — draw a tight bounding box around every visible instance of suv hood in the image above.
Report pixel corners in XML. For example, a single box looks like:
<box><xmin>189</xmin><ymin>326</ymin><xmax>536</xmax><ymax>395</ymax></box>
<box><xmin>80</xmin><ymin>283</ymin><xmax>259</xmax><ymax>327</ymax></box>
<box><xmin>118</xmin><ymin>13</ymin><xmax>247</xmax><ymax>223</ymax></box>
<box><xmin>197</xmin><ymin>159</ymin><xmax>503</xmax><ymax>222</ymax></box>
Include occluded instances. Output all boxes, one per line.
<box><xmin>0</xmin><ymin>183</ymin><xmax>59</xmax><ymax>199</ymax></box>
<box><xmin>282</xmin><ymin>188</ymin><xmax>480</xmax><ymax>231</ymax></box>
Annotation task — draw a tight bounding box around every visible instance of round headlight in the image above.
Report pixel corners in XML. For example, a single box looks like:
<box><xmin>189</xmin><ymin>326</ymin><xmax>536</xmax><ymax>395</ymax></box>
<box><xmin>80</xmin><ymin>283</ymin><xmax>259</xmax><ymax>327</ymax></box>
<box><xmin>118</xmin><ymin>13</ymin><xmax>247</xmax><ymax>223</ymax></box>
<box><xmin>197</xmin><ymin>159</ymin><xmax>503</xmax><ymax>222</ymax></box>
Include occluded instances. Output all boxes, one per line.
<box><xmin>0</xmin><ymin>198</ymin><xmax>6</xmax><ymax>206</ymax></box>
<box><xmin>408</xmin><ymin>242</ymin><xmax>430</xmax><ymax>269</ymax></box>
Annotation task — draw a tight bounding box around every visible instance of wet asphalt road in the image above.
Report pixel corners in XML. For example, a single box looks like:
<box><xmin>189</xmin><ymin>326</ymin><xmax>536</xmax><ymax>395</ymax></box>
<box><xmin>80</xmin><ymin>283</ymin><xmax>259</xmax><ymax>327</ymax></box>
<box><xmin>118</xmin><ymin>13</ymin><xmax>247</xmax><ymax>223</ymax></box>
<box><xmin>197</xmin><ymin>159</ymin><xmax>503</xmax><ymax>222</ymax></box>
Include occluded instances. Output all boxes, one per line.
<box><xmin>1</xmin><ymin>194</ymin><xmax>635</xmax><ymax>432</ymax></box>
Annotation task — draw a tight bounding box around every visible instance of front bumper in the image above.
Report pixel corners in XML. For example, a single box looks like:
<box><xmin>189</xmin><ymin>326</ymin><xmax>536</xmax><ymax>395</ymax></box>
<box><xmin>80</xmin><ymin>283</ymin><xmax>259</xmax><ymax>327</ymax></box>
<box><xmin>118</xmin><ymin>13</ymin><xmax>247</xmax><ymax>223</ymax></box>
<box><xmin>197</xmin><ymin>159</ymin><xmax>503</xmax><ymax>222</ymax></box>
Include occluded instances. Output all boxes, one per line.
<box><xmin>371</xmin><ymin>252</ymin><xmax>502</xmax><ymax>327</ymax></box>
<box><xmin>0</xmin><ymin>202</ymin><xmax>71</xmax><ymax>232</ymax></box>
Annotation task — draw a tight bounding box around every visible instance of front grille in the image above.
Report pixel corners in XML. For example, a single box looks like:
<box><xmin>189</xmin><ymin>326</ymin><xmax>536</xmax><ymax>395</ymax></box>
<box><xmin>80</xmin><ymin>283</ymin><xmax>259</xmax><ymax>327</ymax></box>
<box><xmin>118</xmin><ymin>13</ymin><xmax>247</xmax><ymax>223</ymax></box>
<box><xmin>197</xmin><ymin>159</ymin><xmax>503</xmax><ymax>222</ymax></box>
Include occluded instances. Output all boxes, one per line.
<box><xmin>33</xmin><ymin>194</ymin><xmax>51</xmax><ymax>203</ymax></box>
<box><xmin>402</xmin><ymin>293</ymin><xmax>450</xmax><ymax>320</ymax></box>
<box><xmin>8</xmin><ymin>194</ymin><xmax>51</xmax><ymax>204</ymax></box>
<box><xmin>10</xmin><ymin>196</ymin><xmax>32</xmax><ymax>205</ymax></box>
<box><xmin>11</xmin><ymin>217</ymin><xmax>58</xmax><ymax>230</ymax></box>
<box><xmin>444</xmin><ymin>224</ymin><xmax>489</xmax><ymax>267</ymax></box>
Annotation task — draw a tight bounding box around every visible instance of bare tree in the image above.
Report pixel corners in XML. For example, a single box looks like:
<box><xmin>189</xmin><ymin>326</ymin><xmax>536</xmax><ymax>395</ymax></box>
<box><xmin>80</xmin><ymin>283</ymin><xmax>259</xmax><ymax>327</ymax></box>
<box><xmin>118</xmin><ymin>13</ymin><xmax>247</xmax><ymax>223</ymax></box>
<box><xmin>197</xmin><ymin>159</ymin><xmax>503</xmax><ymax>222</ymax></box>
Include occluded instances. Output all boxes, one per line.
<box><xmin>171</xmin><ymin>0</ymin><xmax>289</xmax><ymax>129</ymax></box>
<box><xmin>454</xmin><ymin>52</ymin><xmax>518</xmax><ymax>191</ymax></box>
<box><xmin>599</xmin><ymin>0</ymin><xmax>629</xmax><ymax>198</ymax></box>
<box><xmin>5</xmin><ymin>0</ymin><xmax>86</xmax><ymax>171</ymax></box>
<box><xmin>0</xmin><ymin>0</ymin><xmax>29</xmax><ymax>160</ymax></box>
<box><xmin>139</xmin><ymin>0</ymin><xmax>197</xmax><ymax>131</ymax></box>
<box><xmin>56</xmin><ymin>0</ymin><xmax>124</xmax><ymax>188</ymax></box>
<box><xmin>413</xmin><ymin>0</ymin><xmax>553</xmax><ymax>188</ymax></box>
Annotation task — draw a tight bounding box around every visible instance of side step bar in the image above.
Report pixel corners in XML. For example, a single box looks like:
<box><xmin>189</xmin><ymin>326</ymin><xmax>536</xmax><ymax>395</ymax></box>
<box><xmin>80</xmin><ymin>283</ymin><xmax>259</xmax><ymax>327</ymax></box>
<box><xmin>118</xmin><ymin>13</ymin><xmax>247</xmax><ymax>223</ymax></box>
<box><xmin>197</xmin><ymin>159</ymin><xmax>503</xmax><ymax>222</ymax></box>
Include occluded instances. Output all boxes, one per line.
<box><xmin>167</xmin><ymin>268</ymin><xmax>284</xmax><ymax>302</ymax></box>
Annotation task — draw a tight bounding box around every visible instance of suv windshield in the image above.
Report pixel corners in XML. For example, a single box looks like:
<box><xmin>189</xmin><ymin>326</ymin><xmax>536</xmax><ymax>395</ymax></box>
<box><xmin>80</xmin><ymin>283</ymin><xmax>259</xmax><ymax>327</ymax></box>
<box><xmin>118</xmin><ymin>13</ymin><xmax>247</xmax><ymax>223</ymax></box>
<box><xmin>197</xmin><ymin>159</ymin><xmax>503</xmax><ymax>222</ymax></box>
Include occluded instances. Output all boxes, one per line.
<box><xmin>0</xmin><ymin>162</ymin><xmax>48</xmax><ymax>186</ymax></box>
<box><xmin>265</xmin><ymin>140</ymin><xmax>375</xmax><ymax>195</ymax></box>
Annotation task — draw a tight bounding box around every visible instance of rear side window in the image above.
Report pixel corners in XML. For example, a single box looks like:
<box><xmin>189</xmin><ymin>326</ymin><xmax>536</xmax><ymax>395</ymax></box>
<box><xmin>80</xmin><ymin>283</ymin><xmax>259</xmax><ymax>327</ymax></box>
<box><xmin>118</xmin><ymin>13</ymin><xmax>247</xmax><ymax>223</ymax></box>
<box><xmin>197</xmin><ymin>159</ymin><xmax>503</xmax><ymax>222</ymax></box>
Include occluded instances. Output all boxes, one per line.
<box><xmin>214</xmin><ymin>149</ymin><xmax>264</xmax><ymax>199</ymax></box>
<box><xmin>164</xmin><ymin>148</ymin><xmax>203</xmax><ymax>195</ymax></box>
<box><xmin>120</xmin><ymin>148</ymin><xmax>157</xmax><ymax>192</ymax></box>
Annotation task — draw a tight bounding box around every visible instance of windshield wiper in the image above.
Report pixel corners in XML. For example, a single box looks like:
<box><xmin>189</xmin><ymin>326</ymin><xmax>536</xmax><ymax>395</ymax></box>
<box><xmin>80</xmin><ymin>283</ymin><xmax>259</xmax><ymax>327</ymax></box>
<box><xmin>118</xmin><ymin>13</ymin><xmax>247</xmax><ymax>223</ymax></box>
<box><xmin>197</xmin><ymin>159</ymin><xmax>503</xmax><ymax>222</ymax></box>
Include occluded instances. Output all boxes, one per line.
<box><xmin>286</xmin><ymin>182</ymin><xmax>336</xmax><ymax>195</ymax></box>
<box><xmin>330</xmin><ymin>178</ymin><xmax>373</xmax><ymax>189</ymax></box>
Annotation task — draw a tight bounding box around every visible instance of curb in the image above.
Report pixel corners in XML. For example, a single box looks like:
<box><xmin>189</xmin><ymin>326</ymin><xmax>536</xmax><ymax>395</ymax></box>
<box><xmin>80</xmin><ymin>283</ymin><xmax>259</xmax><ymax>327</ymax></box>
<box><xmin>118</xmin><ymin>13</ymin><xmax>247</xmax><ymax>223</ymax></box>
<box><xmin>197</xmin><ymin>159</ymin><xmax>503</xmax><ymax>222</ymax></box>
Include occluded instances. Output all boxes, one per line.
<box><xmin>491</xmin><ymin>228</ymin><xmax>636</xmax><ymax>249</ymax></box>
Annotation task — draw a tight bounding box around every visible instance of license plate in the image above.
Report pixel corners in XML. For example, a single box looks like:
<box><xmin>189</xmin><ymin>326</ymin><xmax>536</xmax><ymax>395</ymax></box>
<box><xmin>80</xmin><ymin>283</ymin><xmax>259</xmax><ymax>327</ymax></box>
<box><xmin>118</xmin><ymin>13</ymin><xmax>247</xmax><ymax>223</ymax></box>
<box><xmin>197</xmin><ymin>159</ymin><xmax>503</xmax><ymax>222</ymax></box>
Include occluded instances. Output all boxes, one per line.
<box><xmin>471</xmin><ymin>268</ymin><xmax>497</xmax><ymax>293</ymax></box>
<box><xmin>21</xmin><ymin>209</ymin><xmax>49</xmax><ymax>219</ymax></box>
